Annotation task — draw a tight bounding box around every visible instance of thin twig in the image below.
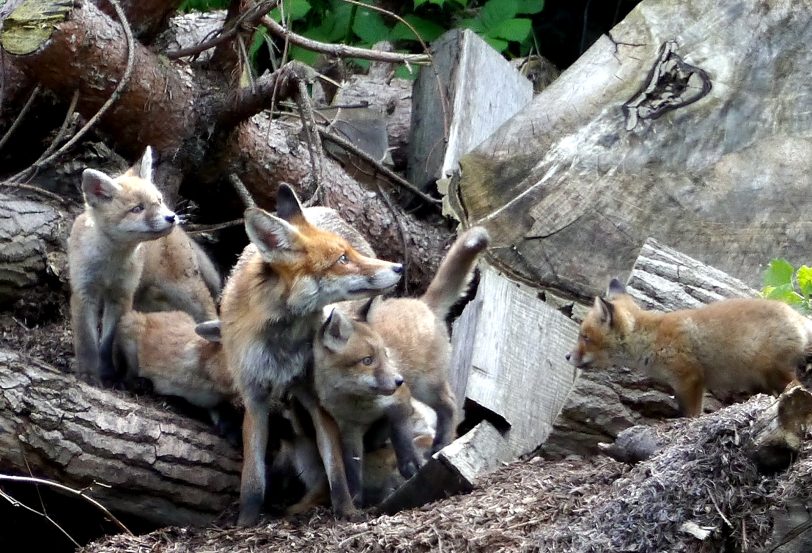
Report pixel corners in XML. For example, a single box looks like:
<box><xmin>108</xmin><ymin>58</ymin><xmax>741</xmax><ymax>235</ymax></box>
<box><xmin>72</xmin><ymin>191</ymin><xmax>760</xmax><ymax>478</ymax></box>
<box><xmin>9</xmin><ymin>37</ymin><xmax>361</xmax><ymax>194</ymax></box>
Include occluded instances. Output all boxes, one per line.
<box><xmin>39</xmin><ymin>89</ymin><xmax>80</xmax><ymax>160</ymax></box>
<box><xmin>319</xmin><ymin>127</ymin><xmax>441</xmax><ymax>207</ymax></box>
<box><xmin>261</xmin><ymin>16</ymin><xmax>429</xmax><ymax>65</ymax></box>
<box><xmin>373</xmin><ymin>180</ymin><xmax>409</xmax><ymax>294</ymax></box>
<box><xmin>0</xmin><ymin>488</ymin><xmax>80</xmax><ymax>547</ymax></box>
<box><xmin>228</xmin><ymin>173</ymin><xmax>256</xmax><ymax>209</ymax></box>
<box><xmin>0</xmin><ymin>84</ymin><xmax>41</xmax><ymax>153</ymax></box>
<box><xmin>0</xmin><ymin>474</ymin><xmax>133</xmax><ymax>535</ymax></box>
<box><xmin>185</xmin><ymin>219</ymin><xmax>245</xmax><ymax>234</ymax></box>
<box><xmin>10</xmin><ymin>0</ymin><xmax>136</xmax><ymax>183</ymax></box>
<box><xmin>0</xmin><ymin>181</ymin><xmax>75</xmax><ymax>205</ymax></box>
<box><xmin>166</xmin><ymin>0</ymin><xmax>279</xmax><ymax>59</ymax></box>
<box><xmin>294</xmin><ymin>79</ymin><xmax>324</xmax><ymax>207</ymax></box>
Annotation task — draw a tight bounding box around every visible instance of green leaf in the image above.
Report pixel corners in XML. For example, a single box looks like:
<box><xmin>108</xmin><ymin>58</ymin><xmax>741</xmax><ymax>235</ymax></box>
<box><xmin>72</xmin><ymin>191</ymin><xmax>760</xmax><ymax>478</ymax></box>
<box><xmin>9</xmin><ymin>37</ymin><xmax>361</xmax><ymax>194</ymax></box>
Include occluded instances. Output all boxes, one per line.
<box><xmin>390</xmin><ymin>16</ymin><xmax>446</xmax><ymax>42</ymax></box>
<box><xmin>763</xmin><ymin>283</ymin><xmax>804</xmax><ymax>305</ymax></box>
<box><xmin>289</xmin><ymin>45</ymin><xmax>318</xmax><ymax>66</ymax></box>
<box><xmin>517</xmin><ymin>0</ymin><xmax>544</xmax><ymax>14</ymax></box>
<box><xmin>448</xmin><ymin>0</ymin><xmax>468</xmax><ymax>6</ymax></box>
<box><xmin>459</xmin><ymin>17</ymin><xmax>484</xmax><ymax>34</ymax></box>
<box><xmin>489</xmin><ymin>17</ymin><xmax>531</xmax><ymax>42</ymax></box>
<box><xmin>249</xmin><ymin>26</ymin><xmax>269</xmax><ymax>60</ymax></box>
<box><xmin>763</xmin><ymin>258</ymin><xmax>795</xmax><ymax>288</ymax></box>
<box><xmin>271</xmin><ymin>0</ymin><xmax>312</xmax><ymax>21</ymax></box>
<box><xmin>414</xmin><ymin>0</ymin><xmax>431</xmax><ymax>6</ymax></box>
<box><xmin>395</xmin><ymin>64</ymin><xmax>421</xmax><ymax>80</ymax></box>
<box><xmin>797</xmin><ymin>265</ymin><xmax>812</xmax><ymax>297</ymax></box>
<box><xmin>480</xmin><ymin>0</ymin><xmax>518</xmax><ymax>31</ymax></box>
<box><xmin>352</xmin><ymin>9</ymin><xmax>391</xmax><ymax>44</ymax></box>
<box><xmin>483</xmin><ymin>36</ymin><xmax>509</xmax><ymax>52</ymax></box>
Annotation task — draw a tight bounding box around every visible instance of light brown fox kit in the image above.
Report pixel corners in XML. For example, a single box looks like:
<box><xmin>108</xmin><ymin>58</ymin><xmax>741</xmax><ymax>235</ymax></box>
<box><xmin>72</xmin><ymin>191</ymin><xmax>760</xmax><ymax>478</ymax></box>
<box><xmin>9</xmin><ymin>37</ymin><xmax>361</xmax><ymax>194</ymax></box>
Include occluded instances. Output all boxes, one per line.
<box><xmin>219</xmin><ymin>184</ymin><xmax>403</xmax><ymax>525</ymax></box>
<box><xmin>69</xmin><ymin>147</ymin><xmax>219</xmax><ymax>383</ymax></box>
<box><xmin>361</xmin><ymin>226</ymin><xmax>491</xmax><ymax>453</ymax></box>
<box><xmin>567</xmin><ymin>278</ymin><xmax>810</xmax><ymax>417</ymax></box>
<box><xmin>312</xmin><ymin>226</ymin><xmax>490</xmax><ymax>505</ymax></box>
<box><xmin>114</xmin><ymin>310</ymin><xmax>233</xmax><ymax>409</ymax></box>
<box><xmin>69</xmin><ymin>147</ymin><xmax>177</xmax><ymax>383</ymax></box>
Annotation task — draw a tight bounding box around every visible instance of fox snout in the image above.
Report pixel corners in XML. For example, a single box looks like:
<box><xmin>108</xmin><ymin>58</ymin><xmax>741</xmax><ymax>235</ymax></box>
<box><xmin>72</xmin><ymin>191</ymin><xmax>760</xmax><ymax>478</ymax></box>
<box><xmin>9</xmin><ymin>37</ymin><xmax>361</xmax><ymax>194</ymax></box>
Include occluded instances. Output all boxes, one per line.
<box><xmin>373</xmin><ymin>371</ymin><xmax>404</xmax><ymax>396</ymax></box>
<box><xmin>565</xmin><ymin>349</ymin><xmax>592</xmax><ymax>369</ymax></box>
<box><xmin>363</xmin><ymin>262</ymin><xmax>403</xmax><ymax>292</ymax></box>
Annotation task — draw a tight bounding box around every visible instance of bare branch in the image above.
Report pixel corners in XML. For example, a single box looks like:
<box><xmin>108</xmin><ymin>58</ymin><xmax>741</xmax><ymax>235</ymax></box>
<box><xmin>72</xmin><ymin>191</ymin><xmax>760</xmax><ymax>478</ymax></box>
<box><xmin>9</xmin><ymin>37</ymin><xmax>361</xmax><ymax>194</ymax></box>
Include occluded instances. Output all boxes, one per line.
<box><xmin>261</xmin><ymin>16</ymin><xmax>430</xmax><ymax>65</ymax></box>
<box><xmin>0</xmin><ymin>84</ymin><xmax>40</xmax><ymax>153</ymax></box>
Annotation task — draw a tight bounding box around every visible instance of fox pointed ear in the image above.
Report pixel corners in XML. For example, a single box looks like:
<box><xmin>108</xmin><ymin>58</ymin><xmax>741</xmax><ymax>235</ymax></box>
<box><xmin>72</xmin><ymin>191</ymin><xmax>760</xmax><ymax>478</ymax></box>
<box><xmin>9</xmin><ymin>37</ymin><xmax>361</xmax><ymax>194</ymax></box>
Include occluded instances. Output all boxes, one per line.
<box><xmin>275</xmin><ymin>184</ymin><xmax>305</xmax><ymax>223</ymax></box>
<box><xmin>357</xmin><ymin>297</ymin><xmax>380</xmax><ymax>322</ymax></box>
<box><xmin>607</xmin><ymin>278</ymin><xmax>626</xmax><ymax>298</ymax></box>
<box><xmin>136</xmin><ymin>146</ymin><xmax>154</xmax><ymax>181</ymax></box>
<box><xmin>82</xmin><ymin>169</ymin><xmax>121</xmax><ymax>205</ymax></box>
<box><xmin>244</xmin><ymin>207</ymin><xmax>303</xmax><ymax>262</ymax></box>
<box><xmin>320</xmin><ymin>308</ymin><xmax>353</xmax><ymax>351</ymax></box>
<box><xmin>594</xmin><ymin>296</ymin><xmax>615</xmax><ymax>326</ymax></box>
<box><xmin>195</xmin><ymin>320</ymin><xmax>222</xmax><ymax>343</ymax></box>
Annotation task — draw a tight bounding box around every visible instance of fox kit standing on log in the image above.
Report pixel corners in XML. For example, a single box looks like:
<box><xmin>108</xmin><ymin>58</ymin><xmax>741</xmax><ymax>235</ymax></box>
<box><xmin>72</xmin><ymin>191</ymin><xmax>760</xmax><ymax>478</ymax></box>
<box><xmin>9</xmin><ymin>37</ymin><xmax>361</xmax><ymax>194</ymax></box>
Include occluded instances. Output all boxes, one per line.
<box><xmin>219</xmin><ymin>184</ymin><xmax>403</xmax><ymax>526</ymax></box>
<box><xmin>312</xmin><ymin>226</ymin><xmax>490</xmax><ymax>504</ymax></box>
<box><xmin>68</xmin><ymin>147</ymin><xmax>177</xmax><ymax>383</ymax></box>
<box><xmin>567</xmin><ymin>278</ymin><xmax>810</xmax><ymax>416</ymax></box>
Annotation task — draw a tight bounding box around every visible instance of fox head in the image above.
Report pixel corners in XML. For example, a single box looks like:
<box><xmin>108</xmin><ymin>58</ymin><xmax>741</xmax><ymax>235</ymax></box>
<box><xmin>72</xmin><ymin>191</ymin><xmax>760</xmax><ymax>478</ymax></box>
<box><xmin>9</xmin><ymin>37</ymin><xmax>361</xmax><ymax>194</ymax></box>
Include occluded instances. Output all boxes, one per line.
<box><xmin>81</xmin><ymin>146</ymin><xmax>176</xmax><ymax>243</ymax></box>
<box><xmin>314</xmin><ymin>308</ymin><xmax>404</xmax><ymax>396</ymax></box>
<box><xmin>244</xmin><ymin>184</ymin><xmax>403</xmax><ymax>314</ymax></box>
<box><xmin>566</xmin><ymin>278</ymin><xmax>638</xmax><ymax>369</ymax></box>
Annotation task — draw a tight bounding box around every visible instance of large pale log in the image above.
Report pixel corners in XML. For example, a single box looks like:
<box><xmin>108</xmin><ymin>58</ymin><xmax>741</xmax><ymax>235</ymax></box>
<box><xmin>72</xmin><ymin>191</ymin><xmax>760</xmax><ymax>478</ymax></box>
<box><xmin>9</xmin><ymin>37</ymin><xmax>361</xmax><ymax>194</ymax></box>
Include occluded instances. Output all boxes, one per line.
<box><xmin>0</xmin><ymin>350</ymin><xmax>241</xmax><ymax>526</ymax></box>
<box><xmin>447</xmin><ymin>0</ymin><xmax>812</xmax><ymax>302</ymax></box>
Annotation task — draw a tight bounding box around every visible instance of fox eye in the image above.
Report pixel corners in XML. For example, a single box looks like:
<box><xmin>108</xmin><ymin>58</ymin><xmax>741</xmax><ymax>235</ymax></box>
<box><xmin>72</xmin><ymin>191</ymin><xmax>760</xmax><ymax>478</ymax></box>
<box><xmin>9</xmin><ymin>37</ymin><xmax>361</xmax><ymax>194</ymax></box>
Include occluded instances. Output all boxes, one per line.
<box><xmin>361</xmin><ymin>356</ymin><xmax>374</xmax><ymax>366</ymax></box>
<box><xmin>580</xmin><ymin>334</ymin><xmax>590</xmax><ymax>343</ymax></box>
<box><xmin>336</xmin><ymin>253</ymin><xmax>349</xmax><ymax>265</ymax></box>
<box><xmin>130</xmin><ymin>203</ymin><xmax>145</xmax><ymax>214</ymax></box>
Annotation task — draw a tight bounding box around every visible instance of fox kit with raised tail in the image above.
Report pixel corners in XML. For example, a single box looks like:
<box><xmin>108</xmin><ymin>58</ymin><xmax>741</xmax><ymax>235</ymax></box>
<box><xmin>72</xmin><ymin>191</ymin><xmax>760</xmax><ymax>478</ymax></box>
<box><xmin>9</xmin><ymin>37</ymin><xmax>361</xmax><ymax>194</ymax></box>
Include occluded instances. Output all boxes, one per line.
<box><xmin>219</xmin><ymin>184</ymin><xmax>403</xmax><ymax>525</ymax></box>
<box><xmin>567</xmin><ymin>278</ymin><xmax>810</xmax><ymax>416</ymax></box>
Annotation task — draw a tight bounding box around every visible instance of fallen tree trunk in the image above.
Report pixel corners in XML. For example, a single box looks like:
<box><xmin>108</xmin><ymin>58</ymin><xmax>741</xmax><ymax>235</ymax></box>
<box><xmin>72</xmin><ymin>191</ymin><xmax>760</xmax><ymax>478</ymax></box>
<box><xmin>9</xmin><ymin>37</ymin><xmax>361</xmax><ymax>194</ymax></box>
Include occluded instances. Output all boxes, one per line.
<box><xmin>0</xmin><ymin>350</ymin><xmax>241</xmax><ymax>527</ymax></box>
<box><xmin>2</xmin><ymin>0</ymin><xmax>449</xmax><ymax>291</ymax></box>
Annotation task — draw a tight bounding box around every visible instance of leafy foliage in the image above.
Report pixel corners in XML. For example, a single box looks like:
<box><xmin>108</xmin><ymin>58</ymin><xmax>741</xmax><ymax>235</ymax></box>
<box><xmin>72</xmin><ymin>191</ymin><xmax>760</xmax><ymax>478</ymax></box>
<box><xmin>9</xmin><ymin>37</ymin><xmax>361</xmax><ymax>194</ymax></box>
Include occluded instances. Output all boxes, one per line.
<box><xmin>761</xmin><ymin>258</ymin><xmax>812</xmax><ymax>314</ymax></box>
<box><xmin>185</xmin><ymin>0</ymin><xmax>545</xmax><ymax>77</ymax></box>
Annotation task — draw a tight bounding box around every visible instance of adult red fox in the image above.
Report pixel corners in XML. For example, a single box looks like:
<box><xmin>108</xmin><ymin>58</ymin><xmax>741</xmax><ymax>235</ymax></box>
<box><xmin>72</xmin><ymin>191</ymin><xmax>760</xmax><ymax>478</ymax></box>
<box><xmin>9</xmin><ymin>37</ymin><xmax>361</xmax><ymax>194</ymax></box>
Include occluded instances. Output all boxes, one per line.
<box><xmin>567</xmin><ymin>278</ymin><xmax>810</xmax><ymax>416</ymax></box>
<box><xmin>219</xmin><ymin>184</ymin><xmax>403</xmax><ymax>525</ymax></box>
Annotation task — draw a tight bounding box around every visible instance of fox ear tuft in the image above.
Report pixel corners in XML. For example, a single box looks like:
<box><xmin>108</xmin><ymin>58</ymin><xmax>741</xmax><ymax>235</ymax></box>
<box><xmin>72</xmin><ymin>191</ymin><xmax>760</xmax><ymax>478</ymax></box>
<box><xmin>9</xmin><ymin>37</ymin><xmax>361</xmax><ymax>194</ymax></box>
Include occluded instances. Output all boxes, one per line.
<box><xmin>594</xmin><ymin>296</ymin><xmax>615</xmax><ymax>326</ymax></box>
<box><xmin>607</xmin><ymin>278</ymin><xmax>626</xmax><ymax>298</ymax></box>
<box><xmin>82</xmin><ymin>169</ymin><xmax>121</xmax><ymax>205</ymax></box>
<box><xmin>195</xmin><ymin>320</ymin><xmax>222</xmax><ymax>343</ymax></box>
<box><xmin>320</xmin><ymin>308</ymin><xmax>353</xmax><ymax>351</ymax></box>
<box><xmin>136</xmin><ymin>146</ymin><xmax>154</xmax><ymax>181</ymax></box>
<box><xmin>276</xmin><ymin>184</ymin><xmax>305</xmax><ymax>223</ymax></box>
<box><xmin>244</xmin><ymin>207</ymin><xmax>302</xmax><ymax>261</ymax></box>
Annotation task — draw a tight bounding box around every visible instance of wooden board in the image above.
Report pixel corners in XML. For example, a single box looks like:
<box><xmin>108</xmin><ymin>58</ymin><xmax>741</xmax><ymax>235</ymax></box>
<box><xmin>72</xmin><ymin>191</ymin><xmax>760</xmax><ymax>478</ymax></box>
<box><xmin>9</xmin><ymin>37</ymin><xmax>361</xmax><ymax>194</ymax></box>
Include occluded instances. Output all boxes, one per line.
<box><xmin>407</xmin><ymin>29</ymin><xmax>533</xmax><ymax>196</ymax></box>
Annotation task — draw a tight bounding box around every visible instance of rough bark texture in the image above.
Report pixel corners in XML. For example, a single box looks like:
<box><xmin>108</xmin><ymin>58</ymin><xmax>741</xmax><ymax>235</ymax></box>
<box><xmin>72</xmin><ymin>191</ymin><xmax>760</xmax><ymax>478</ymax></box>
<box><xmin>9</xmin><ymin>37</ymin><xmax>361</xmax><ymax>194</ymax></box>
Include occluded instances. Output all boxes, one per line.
<box><xmin>542</xmin><ymin>238</ymin><xmax>753</xmax><ymax>458</ymax></box>
<box><xmin>2</xmin><ymin>0</ymin><xmax>449</xmax><ymax>291</ymax></box>
<box><xmin>0</xmin><ymin>193</ymin><xmax>71</xmax><ymax>305</ymax></box>
<box><xmin>448</xmin><ymin>0</ymin><xmax>812</xmax><ymax>302</ymax></box>
<box><xmin>0</xmin><ymin>350</ymin><xmax>241</xmax><ymax>527</ymax></box>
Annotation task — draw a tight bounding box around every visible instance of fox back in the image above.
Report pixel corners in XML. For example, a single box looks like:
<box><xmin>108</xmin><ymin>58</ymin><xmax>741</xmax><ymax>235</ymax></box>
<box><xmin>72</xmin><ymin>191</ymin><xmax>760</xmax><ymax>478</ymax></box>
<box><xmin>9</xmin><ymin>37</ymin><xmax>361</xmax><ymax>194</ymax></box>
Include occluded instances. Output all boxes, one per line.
<box><xmin>568</xmin><ymin>278</ymin><xmax>810</xmax><ymax>416</ymax></box>
<box><xmin>115</xmin><ymin>310</ymin><xmax>233</xmax><ymax>409</ymax></box>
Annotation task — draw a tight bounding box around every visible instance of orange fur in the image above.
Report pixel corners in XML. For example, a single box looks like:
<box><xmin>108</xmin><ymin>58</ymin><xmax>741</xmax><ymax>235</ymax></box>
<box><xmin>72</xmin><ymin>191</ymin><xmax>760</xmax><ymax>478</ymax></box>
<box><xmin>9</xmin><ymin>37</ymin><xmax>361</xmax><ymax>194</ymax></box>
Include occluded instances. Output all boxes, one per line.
<box><xmin>568</xmin><ymin>279</ymin><xmax>810</xmax><ymax>416</ymax></box>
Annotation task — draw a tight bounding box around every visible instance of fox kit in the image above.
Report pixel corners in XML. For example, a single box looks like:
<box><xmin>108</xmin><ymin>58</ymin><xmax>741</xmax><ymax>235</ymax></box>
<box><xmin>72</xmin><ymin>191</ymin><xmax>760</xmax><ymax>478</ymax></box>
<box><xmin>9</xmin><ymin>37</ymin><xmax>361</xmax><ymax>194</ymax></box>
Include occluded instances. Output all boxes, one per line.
<box><xmin>69</xmin><ymin>147</ymin><xmax>177</xmax><ymax>382</ymax></box>
<box><xmin>114</xmin><ymin>310</ymin><xmax>233</xmax><ymax>409</ymax></box>
<box><xmin>362</xmin><ymin>226</ymin><xmax>491</xmax><ymax>453</ymax></box>
<box><xmin>313</xmin><ymin>308</ymin><xmax>423</xmax><ymax>505</ymax></box>
<box><xmin>567</xmin><ymin>278</ymin><xmax>810</xmax><ymax>417</ymax></box>
<box><xmin>219</xmin><ymin>184</ymin><xmax>403</xmax><ymax>525</ymax></box>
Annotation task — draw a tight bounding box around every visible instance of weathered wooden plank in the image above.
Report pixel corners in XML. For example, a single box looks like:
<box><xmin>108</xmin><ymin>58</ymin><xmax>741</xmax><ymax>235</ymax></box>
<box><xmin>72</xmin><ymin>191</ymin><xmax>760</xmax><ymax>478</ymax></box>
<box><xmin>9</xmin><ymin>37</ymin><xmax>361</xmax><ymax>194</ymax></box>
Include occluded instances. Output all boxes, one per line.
<box><xmin>408</xmin><ymin>29</ymin><xmax>533</xmax><ymax>194</ymax></box>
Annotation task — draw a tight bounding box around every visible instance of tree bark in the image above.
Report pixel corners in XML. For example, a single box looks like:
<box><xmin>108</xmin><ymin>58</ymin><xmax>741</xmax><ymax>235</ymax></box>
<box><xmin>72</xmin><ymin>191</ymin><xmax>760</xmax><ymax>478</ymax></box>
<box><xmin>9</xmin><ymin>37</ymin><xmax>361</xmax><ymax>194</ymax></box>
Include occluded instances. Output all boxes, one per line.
<box><xmin>0</xmin><ymin>350</ymin><xmax>241</xmax><ymax>527</ymax></box>
<box><xmin>2</xmin><ymin>0</ymin><xmax>449</xmax><ymax>291</ymax></box>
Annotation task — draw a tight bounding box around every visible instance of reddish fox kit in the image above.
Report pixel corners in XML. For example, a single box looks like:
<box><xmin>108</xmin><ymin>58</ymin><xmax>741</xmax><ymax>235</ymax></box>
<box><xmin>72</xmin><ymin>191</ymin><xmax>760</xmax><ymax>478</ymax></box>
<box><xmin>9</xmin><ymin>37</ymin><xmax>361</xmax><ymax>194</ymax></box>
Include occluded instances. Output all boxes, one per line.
<box><xmin>68</xmin><ymin>147</ymin><xmax>218</xmax><ymax>383</ymax></box>
<box><xmin>219</xmin><ymin>184</ymin><xmax>403</xmax><ymax>525</ymax></box>
<box><xmin>312</xmin><ymin>226</ymin><xmax>490</xmax><ymax>504</ymax></box>
<box><xmin>567</xmin><ymin>278</ymin><xmax>810</xmax><ymax>417</ymax></box>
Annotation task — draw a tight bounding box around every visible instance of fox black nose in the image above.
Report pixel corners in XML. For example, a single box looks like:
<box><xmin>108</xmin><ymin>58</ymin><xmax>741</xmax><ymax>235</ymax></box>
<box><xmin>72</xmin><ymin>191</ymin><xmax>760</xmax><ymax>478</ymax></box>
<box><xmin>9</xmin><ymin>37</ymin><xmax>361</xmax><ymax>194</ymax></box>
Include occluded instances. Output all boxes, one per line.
<box><xmin>165</xmin><ymin>214</ymin><xmax>177</xmax><ymax>224</ymax></box>
<box><xmin>565</xmin><ymin>352</ymin><xmax>571</xmax><ymax>361</ymax></box>
<box><xmin>392</xmin><ymin>264</ymin><xmax>403</xmax><ymax>274</ymax></box>
<box><xmin>394</xmin><ymin>375</ymin><xmax>404</xmax><ymax>387</ymax></box>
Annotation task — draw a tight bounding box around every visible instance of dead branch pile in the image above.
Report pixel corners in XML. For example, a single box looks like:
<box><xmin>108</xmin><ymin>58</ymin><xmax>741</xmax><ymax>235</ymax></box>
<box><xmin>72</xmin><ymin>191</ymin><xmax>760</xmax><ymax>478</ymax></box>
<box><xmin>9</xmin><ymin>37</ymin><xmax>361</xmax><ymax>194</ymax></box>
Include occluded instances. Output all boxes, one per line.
<box><xmin>83</xmin><ymin>394</ymin><xmax>811</xmax><ymax>552</ymax></box>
